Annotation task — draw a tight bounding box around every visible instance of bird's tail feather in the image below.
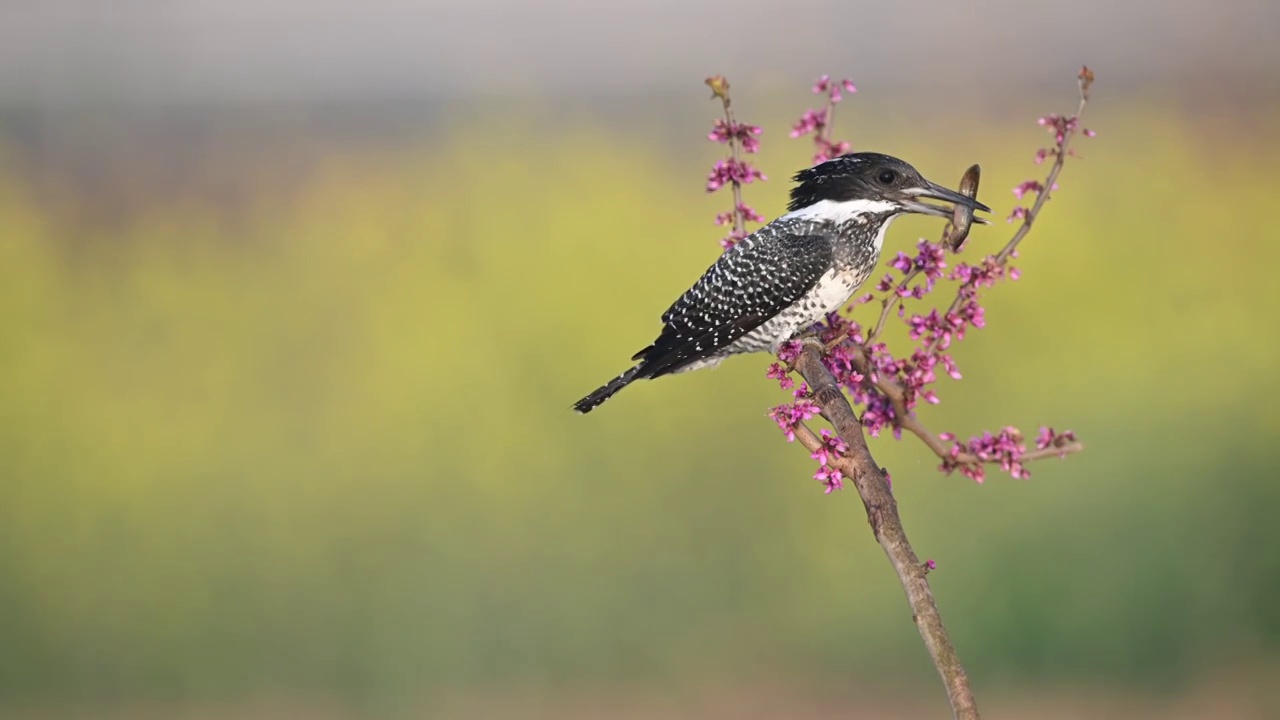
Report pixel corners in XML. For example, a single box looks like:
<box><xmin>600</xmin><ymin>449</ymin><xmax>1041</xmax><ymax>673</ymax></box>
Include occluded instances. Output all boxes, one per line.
<box><xmin>573</xmin><ymin>364</ymin><xmax>648</xmax><ymax>414</ymax></box>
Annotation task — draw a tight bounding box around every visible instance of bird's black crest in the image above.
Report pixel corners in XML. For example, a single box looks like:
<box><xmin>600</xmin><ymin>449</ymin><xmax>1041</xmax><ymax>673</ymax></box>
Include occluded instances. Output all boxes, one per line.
<box><xmin>788</xmin><ymin>152</ymin><xmax>922</xmax><ymax>212</ymax></box>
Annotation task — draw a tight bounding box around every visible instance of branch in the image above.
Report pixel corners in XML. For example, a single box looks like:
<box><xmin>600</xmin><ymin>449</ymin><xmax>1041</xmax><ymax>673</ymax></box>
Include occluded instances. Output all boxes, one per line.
<box><xmin>792</xmin><ymin>75</ymin><xmax>856</xmax><ymax>163</ymax></box>
<box><xmin>714</xmin><ymin>86</ymin><xmax>747</xmax><ymax>238</ymax></box>
<box><xmin>866</xmin><ymin>266</ymin><xmax>922</xmax><ymax>343</ymax></box>
<box><xmin>814</xmin><ymin>85</ymin><xmax>841</xmax><ymax>158</ymax></box>
<box><xmin>792</xmin><ymin>343</ymin><xmax>979</xmax><ymax>720</ymax></box>
<box><xmin>841</xmin><ymin>344</ymin><xmax>1084</xmax><ymax>470</ymax></box>
<box><xmin>925</xmin><ymin>69</ymin><xmax>1094</xmax><ymax>358</ymax></box>
<box><xmin>995</xmin><ymin>71</ymin><xmax>1092</xmax><ymax>265</ymax></box>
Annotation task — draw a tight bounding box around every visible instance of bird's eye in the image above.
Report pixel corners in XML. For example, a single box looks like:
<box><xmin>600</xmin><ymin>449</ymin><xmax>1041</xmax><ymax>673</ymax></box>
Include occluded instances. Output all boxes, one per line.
<box><xmin>877</xmin><ymin>170</ymin><xmax>897</xmax><ymax>185</ymax></box>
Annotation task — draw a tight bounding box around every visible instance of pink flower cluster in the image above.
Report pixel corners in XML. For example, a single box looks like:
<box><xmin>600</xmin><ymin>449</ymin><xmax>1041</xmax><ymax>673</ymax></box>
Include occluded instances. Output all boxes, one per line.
<box><xmin>789</xmin><ymin>110</ymin><xmax>828</xmax><ymax>139</ymax></box>
<box><xmin>705</xmin><ymin>159</ymin><xmax>766</xmax><ymax>193</ymax></box>
<box><xmin>1038</xmin><ymin>113</ymin><xmax>1095</xmax><ymax>144</ymax></box>
<box><xmin>768</xmin><ymin>382</ymin><xmax>821</xmax><ymax>443</ymax></box>
<box><xmin>940</xmin><ymin>428</ymin><xmax>1028</xmax><ymax>482</ymax></box>
<box><xmin>810</xmin><ymin>429</ymin><xmax>848</xmax><ymax>493</ymax></box>
<box><xmin>708</xmin><ymin>119</ymin><xmax>762</xmax><ymax>153</ymax></box>
<box><xmin>768</xmin><ymin>379</ymin><xmax>852</xmax><ymax>493</ymax></box>
<box><xmin>1009</xmin><ymin>111</ymin><xmax>1096</xmax><ymax>221</ymax></box>
<box><xmin>812</xmin><ymin>75</ymin><xmax>856</xmax><ymax>101</ymax></box>
<box><xmin>705</xmin><ymin>81</ymin><xmax>768</xmax><ymax>248</ymax></box>
<box><xmin>936</xmin><ymin>427</ymin><xmax>1074</xmax><ymax>483</ymax></box>
<box><xmin>1036</xmin><ymin>426</ymin><xmax>1078</xmax><ymax>452</ymax></box>
<box><xmin>876</xmin><ymin>239</ymin><xmax>949</xmax><ymax>299</ymax></box>
<box><xmin>714</xmin><ymin>203</ymin><xmax>765</xmax><ymax>226</ymax></box>
<box><xmin>790</xmin><ymin>75</ymin><xmax>857</xmax><ymax>163</ymax></box>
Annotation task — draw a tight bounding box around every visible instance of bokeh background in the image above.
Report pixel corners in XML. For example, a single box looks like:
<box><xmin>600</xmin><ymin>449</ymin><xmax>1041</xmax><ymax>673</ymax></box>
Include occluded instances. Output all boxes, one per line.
<box><xmin>3</xmin><ymin>2</ymin><xmax>1280</xmax><ymax>718</ymax></box>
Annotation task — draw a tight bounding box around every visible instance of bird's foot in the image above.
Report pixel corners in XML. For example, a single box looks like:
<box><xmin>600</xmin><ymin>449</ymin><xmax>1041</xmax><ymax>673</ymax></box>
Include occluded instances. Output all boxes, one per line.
<box><xmin>823</xmin><ymin>334</ymin><xmax>852</xmax><ymax>353</ymax></box>
<box><xmin>796</xmin><ymin>335</ymin><xmax>825</xmax><ymax>353</ymax></box>
<box><xmin>793</xmin><ymin>333</ymin><xmax>848</xmax><ymax>355</ymax></box>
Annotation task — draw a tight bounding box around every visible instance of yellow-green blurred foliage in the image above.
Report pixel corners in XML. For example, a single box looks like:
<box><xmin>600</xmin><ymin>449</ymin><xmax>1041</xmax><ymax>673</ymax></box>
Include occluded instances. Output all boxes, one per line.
<box><xmin>2</xmin><ymin>101</ymin><xmax>1280</xmax><ymax>715</ymax></box>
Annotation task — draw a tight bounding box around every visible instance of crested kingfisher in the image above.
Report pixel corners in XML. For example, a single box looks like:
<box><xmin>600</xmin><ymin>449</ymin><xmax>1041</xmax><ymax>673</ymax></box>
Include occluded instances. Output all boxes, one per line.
<box><xmin>573</xmin><ymin>152</ymin><xmax>990</xmax><ymax>414</ymax></box>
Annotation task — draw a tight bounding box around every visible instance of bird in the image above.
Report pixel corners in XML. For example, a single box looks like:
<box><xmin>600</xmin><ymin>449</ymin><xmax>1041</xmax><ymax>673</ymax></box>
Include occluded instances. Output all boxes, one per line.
<box><xmin>572</xmin><ymin>152</ymin><xmax>991</xmax><ymax>414</ymax></box>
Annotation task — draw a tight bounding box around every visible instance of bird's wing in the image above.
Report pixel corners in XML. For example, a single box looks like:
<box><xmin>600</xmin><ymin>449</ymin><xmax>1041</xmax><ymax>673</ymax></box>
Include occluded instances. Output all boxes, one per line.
<box><xmin>633</xmin><ymin>231</ymin><xmax>834</xmax><ymax>378</ymax></box>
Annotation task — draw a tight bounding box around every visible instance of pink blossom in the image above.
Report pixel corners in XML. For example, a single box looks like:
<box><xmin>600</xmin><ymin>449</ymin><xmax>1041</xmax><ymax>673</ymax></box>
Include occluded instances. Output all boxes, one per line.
<box><xmin>1012</xmin><ymin>180</ymin><xmax>1043</xmax><ymax>200</ymax></box>
<box><xmin>910</xmin><ymin>240</ymin><xmax>947</xmax><ymax>289</ymax></box>
<box><xmin>1035</xmin><ymin>426</ymin><xmax>1077</xmax><ymax>452</ymax></box>
<box><xmin>775</xmin><ymin>339</ymin><xmax>803</xmax><ymax>365</ymax></box>
<box><xmin>789</xmin><ymin>109</ymin><xmax>828</xmax><ymax>138</ymax></box>
<box><xmin>795</xmin><ymin>399</ymin><xmax>821</xmax><ymax>419</ymax></box>
<box><xmin>822</xmin><ymin>345</ymin><xmax>864</xmax><ymax>386</ymax></box>
<box><xmin>1038</xmin><ymin>113</ymin><xmax>1082</xmax><ymax>144</ymax></box>
<box><xmin>812</xmin><ymin>138</ymin><xmax>850</xmax><ymax>164</ymax></box>
<box><xmin>714</xmin><ymin>203</ymin><xmax>765</xmax><ymax>226</ymax></box>
<box><xmin>769</xmin><ymin>399</ymin><xmax>821</xmax><ymax>442</ymax></box>
<box><xmin>940</xmin><ymin>354</ymin><xmax>961</xmax><ymax>379</ymax></box>
<box><xmin>815</xmin><ymin>313</ymin><xmax>864</xmax><ymax>347</ymax></box>
<box><xmin>708</xmin><ymin>119</ymin><xmax>763</xmax><ymax>154</ymax></box>
<box><xmin>815</xmin><ymin>465</ymin><xmax>845</xmax><ymax>494</ymax></box>
<box><xmin>860</xmin><ymin>393</ymin><xmax>897</xmax><ymax>439</ymax></box>
<box><xmin>766</xmin><ymin>363</ymin><xmax>794</xmax><ymax>390</ymax></box>
<box><xmin>706</xmin><ymin>159</ymin><xmax>765</xmax><ymax>192</ymax></box>
<box><xmin>810</xmin><ymin>429</ymin><xmax>849</xmax><ymax>466</ymax></box>
<box><xmin>812</xmin><ymin>75</ymin><xmax>856</xmax><ymax>103</ymax></box>
<box><xmin>942</xmin><ymin>427</ymin><xmax>1032</xmax><ymax>482</ymax></box>
<box><xmin>719</xmin><ymin>229</ymin><xmax>748</xmax><ymax>249</ymax></box>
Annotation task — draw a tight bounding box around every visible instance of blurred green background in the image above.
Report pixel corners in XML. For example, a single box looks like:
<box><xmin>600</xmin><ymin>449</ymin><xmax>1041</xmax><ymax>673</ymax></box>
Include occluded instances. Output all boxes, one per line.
<box><xmin>4</xmin><ymin>2</ymin><xmax>1280</xmax><ymax>719</ymax></box>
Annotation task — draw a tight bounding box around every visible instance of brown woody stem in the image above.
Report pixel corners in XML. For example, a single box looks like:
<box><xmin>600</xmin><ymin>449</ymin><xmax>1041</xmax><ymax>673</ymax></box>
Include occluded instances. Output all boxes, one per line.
<box><xmin>793</xmin><ymin>344</ymin><xmax>980</xmax><ymax>720</ymax></box>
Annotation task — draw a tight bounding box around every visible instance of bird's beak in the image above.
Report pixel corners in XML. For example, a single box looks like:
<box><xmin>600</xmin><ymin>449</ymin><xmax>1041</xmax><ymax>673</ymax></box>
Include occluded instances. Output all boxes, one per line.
<box><xmin>900</xmin><ymin>180</ymin><xmax>992</xmax><ymax>222</ymax></box>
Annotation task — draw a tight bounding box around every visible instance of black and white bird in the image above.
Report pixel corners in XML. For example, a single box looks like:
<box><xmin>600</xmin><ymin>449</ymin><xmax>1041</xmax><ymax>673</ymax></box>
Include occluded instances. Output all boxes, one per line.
<box><xmin>572</xmin><ymin>152</ymin><xmax>990</xmax><ymax>414</ymax></box>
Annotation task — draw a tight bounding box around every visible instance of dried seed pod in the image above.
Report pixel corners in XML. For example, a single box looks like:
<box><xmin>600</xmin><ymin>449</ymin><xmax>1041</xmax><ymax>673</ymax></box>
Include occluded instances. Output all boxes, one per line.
<box><xmin>944</xmin><ymin>164</ymin><xmax>982</xmax><ymax>252</ymax></box>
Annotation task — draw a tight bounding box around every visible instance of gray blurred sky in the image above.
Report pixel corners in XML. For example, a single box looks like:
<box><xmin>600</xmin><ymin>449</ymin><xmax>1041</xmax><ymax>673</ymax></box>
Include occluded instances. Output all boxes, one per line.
<box><xmin>2</xmin><ymin>0</ymin><xmax>1278</xmax><ymax>107</ymax></box>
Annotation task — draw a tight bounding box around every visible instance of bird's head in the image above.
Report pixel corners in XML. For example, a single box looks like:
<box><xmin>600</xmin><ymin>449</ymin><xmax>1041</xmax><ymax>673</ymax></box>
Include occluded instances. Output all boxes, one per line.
<box><xmin>786</xmin><ymin>152</ymin><xmax>991</xmax><ymax>223</ymax></box>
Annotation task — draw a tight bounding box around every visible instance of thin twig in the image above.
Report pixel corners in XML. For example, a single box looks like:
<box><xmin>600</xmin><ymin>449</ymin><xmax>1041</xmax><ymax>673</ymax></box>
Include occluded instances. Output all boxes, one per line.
<box><xmin>841</xmin><ymin>344</ymin><xmax>1085</xmax><ymax>470</ymax></box>
<box><xmin>867</xmin><ymin>267</ymin><xmax>922</xmax><ymax>343</ymax></box>
<box><xmin>995</xmin><ymin>80</ymin><xmax>1090</xmax><ymax>265</ymax></box>
<box><xmin>925</xmin><ymin>73</ymin><xmax>1092</xmax><ymax>357</ymax></box>
<box><xmin>817</xmin><ymin>90</ymin><xmax>840</xmax><ymax>156</ymax></box>
<box><xmin>714</xmin><ymin>90</ymin><xmax>747</xmax><ymax>237</ymax></box>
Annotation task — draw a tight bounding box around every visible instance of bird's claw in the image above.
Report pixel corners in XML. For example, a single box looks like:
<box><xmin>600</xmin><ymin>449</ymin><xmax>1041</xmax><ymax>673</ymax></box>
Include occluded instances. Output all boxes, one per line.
<box><xmin>795</xmin><ymin>335</ymin><xmax>827</xmax><ymax>357</ymax></box>
<box><xmin>791</xmin><ymin>333</ymin><xmax>849</xmax><ymax>357</ymax></box>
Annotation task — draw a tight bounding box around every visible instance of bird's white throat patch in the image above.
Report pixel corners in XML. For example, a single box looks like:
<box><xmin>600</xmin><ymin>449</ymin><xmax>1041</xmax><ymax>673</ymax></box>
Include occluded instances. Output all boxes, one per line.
<box><xmin>781</xmin><ymin>198</ymin><xmax>898</xmax><ymax>224</ymax></box>
<box><xmin>782</xmin><ymin>199</ymin><xmax>899</xmax><ymax>253</ymax></box>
